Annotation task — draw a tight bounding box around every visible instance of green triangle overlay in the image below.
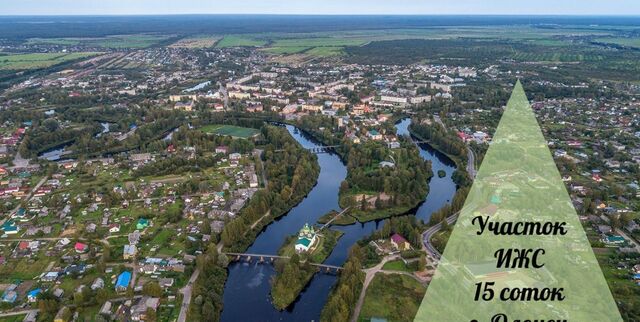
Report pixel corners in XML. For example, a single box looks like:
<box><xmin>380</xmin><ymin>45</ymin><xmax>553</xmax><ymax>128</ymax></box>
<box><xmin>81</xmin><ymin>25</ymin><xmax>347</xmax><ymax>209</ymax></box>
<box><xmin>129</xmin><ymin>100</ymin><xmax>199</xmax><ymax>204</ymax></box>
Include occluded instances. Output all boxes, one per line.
<box><xmin>414</xmin><ymin>81</ymin><xmax>622</xmax><ymax>322</ymax></box>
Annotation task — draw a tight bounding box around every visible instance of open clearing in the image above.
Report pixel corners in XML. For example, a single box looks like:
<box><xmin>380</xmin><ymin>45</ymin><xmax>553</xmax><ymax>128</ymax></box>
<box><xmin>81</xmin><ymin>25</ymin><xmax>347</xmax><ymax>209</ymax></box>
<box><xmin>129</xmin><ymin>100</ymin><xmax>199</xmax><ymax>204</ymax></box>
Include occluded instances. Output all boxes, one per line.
<box><xmin>200</xmin><ymin>124</ymin><xmax>260</xmax><ymax>139</ymax></box>
<box><xmin>358</xmin><ymin>273</ymin><xmax>426</xmax><ymax>322</ymax></box>
<box><xmin>216</xmin><ymin>35</ymin><xmax>267</xmax><ymax>48</ymax></box>
<box><xmin>25</xmin><ymin>34</ymin><xmax>170</xmax><ymax>49</ymax></box>
<box><xmin>0</xmin><ymin>52</ymin><xmax>100</xmax><ymax>70</ymax></box>
<box><xmin>170</xmin><ymin>35</ymin><xmax>221</xmax><ymax>48</ymax></box>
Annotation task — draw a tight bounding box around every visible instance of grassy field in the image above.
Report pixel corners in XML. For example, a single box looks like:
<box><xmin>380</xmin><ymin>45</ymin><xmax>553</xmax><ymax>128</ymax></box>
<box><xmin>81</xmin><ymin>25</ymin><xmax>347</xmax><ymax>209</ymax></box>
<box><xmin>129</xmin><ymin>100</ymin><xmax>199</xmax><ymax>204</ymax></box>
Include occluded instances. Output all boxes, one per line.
<box><xmin>225</xmin><ymin>26</ymin><xmax>617</xmax><ymax>58</ymax></box>
<box><xmin>170</xmin><ymin>35</ymin><xmax>221</xmax><ymax>48</ymax></box>
<box><xmin>26</xmin><ymin>37</ymin><xmax>83</xmax><ymax>45</ymax></box>
<box><xmin>0</xmin><ymin>315</ymin><xmax>26</xmax><ymax>322</ymax></box>
<box><xmin>89</xmin><ymin>34</ymin><xmax>170</xmax><ymax>48</ymax></box>
<box><xmin>200</xmin><ymin>124</ymin><xmax>260</xmax><ymax>139</ymax></box>
<box><xmin>216</xmin><ymin>35</ymin><xmax>267</xmax><ymax>48</ymax></box>
<box><xmin>382</xmin><ymin>259</ymin><xmax>417</xmax><ymax>272</ymax></box>
<box><xmin>358</xmin><ymin>273</ymin><xmax>426</xmax><ymax>322</ymax></box>
<box><xmin>0</xmin><ymin>52</ymin><xmax>100</xmax><ymax>70</ymax></box>
<box><xmin>26</xmin><ymin>34</ymin><xmax>170</xmax><ymax>48</ymax></box>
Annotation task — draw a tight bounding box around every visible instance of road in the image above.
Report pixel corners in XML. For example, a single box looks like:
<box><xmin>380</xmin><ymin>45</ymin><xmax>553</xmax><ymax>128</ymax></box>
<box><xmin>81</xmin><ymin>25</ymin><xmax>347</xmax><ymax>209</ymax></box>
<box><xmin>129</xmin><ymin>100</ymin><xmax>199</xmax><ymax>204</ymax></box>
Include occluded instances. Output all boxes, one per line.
<box><xmin>422</xmin><ymin>213</ymin><xmax>458</xmax><ymax>260</ymax></box>
<box><xmin>177</xmin><ymin>268</ymin><xmax>200</xmax><ymax>322</ymax></box>
<box><xmin>351</xmin><ymin>255</ymin><xmax>399</xmax><ymax>322</ymax></box>
<box><xmin>466</xmin><ymin>146</ymin><xmax>477</xmax><ymax>178</ymax></box>
<box><xmin>0</xmin><ymin>309</ymin><xmax>38</xmax><ymax>318</ymax></box>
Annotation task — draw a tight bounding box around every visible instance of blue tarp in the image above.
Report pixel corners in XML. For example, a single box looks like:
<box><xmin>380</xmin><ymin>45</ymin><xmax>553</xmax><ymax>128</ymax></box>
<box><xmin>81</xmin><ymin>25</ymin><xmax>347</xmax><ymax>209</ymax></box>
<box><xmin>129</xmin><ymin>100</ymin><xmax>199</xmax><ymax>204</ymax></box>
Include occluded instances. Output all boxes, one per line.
<box><xmin>115</xmin><ymin>271</ymin><xmax>131</xmax><ymax>289</ymax></box>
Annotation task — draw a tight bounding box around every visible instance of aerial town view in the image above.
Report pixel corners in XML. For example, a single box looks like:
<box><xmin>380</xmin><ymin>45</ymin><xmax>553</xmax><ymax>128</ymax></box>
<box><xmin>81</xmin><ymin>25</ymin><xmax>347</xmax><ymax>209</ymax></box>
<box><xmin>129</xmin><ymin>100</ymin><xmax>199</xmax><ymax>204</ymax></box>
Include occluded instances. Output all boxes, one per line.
<box><xmin>0</xmin><ymin>1</ymin><xmax>639</xmax><ymax>322</ymax></box>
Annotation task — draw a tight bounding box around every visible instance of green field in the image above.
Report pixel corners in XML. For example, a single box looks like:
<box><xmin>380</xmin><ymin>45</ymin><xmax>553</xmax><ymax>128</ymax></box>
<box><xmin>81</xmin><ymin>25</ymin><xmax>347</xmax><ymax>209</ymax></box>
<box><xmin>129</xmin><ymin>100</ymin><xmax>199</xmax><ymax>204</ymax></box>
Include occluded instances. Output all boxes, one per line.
<box><xmin>358</xmin><ymin>273</ymin><xmax>426</xmax><ymax>322</ymax></box>
<box><xmin>26</xmin><ymin>37</ymin><xmax>83</xmax><ymax>45</ymax></box>
<box><xmin>90</xmin><ymin>34</ymin><xmax>170</xmax><ymax>48</ymax></box>
<box><xmin>216</xmin><ymin>35</ymin><xmax>267</xmax><ymax>48</ymax></box>
<box><xmin>0</xmin><ymin>52</ymin><xmax>100</xmax><ymax>70</ymax></box>
<box><xmin>382</xmin><ymin>259</ymin><xmax>417</xmax><ymax>272</ymax></box>
<box><xmin>594</xmin><ymin>37</ymin><xmax>640</xmax><ymax>48</ymax></box>
<box><xmin>223</xmin><ymin>26</ymin><xmax>617</xmax><ymax>58</ymax></box>
<box><xmin>200</xmin><ymin>124</ymin><xmax>260</xmax><ymax>138</ymax></box>
<box><xmin>25</xmin><ymin>34</ymin><xmax>170</xmax><ymax>49</ymax></box>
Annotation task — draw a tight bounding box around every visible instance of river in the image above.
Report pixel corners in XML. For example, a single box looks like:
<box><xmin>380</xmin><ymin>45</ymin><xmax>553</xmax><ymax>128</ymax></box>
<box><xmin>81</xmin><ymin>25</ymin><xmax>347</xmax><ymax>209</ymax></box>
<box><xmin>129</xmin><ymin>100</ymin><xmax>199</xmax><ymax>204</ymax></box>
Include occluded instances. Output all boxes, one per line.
<box><xmin>220</xmin><ymin>119</ymin><xmax>456</xmax><ymax>321</ymax></box>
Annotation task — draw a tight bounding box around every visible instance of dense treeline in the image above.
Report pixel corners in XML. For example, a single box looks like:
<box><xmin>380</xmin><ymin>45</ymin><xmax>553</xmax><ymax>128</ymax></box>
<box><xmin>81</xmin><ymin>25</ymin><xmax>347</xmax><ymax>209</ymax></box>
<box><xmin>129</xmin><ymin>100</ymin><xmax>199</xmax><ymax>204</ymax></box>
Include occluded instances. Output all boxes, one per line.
<box><xmin>409</xmin><ymin>117</ymin><xmax>466</xmax><ymax>164</ymax></box>
<box><xmin>320</xmin><ymin>245</ymin><xmax>365</xmax><ymax>322</ymax></box>
<box><xmin>220</xmin><ymin>126</ymin><xmax>320</xmax><ymax>251</ymax></box>
<box><xmin>188</xmin><ymin>246</ymin><xmax>228</xmax><ymax>321</ymax></box>
<box><xmin>270</xmin><ymin>253</ymin><xmax>317</xmax><ymax>310</ymax></box>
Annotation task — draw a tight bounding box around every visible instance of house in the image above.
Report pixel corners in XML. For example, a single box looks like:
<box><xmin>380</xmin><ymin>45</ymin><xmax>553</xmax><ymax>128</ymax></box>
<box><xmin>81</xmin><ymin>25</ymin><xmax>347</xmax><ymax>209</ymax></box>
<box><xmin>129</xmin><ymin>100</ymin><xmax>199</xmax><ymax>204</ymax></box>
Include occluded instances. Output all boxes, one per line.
<box><xmin>124</xmin><ymin>244</ymin><xmax>137</xmax><ymax>260</ymax></box>
<box><xmin>368</xmin><ymin>129</ymin><xmax>383</xmax><ymax>141</ymax></box>
<box><xmin>215</xmin><ymin>146</ymin><xmax>229</xmax><ymax>154</ymax></box>
<box><xmin>27</xmin><ymin>288</ymin><xmax>42</xmax><ymax>302</ymax></box>
<box><xmin>604</xmin><ymin>235</ymin><xmax>625</xmax><ymax>244</ymax></box>
<box><xmin>109</xmin><ymin>224</ymin><xmax>120</xmax><ymax>233</ymax></box>
<box><xmin>1</xmin><ymin>220</ymin><xmax>18</xmax><ymax>234</ymax></box>
<box><xmin>115</xmin><ymin>271</ymin><xmax>132</xmax><ymax>292</ymax></box>
<box><xmin>131</xmin><ymin>297</ymin><xmax>160</xmax><ymax>321</ymax></box>
<box><xmin>294</xmin><ymin>223</ymin><xmax>317</xmax><ymax>253</ymax></box>
<box><xmin>136</xmin><ymin>218</ymin><xmax>149</xmax><ymax>230</ymax></box>
<box><xmin>390</xmin><ymin>233</ymin><xmax>411</xmax><ymax>251</ymax></box>
<box><xmin>74</xmin><ymin>242</ymin><xmax>89</xmax><ymax>253</ymax></box>
<box><xmin>54</xmin><ymin>306</ymin><xmax>71</xmax><ymax>322</ymax></box>
<box><xmin>1</xmin><ymin>285</ymin><xmax>17</xmax><ymax>303</ymax></box>
<box><xmin>42</xmin><ymin>271</ymin><xmax>60</xmax><ymax>282</ymax></box>
<box><xmin>91</xmin><ymin>278</ymin><xmax>105</xmax><ymax>290</ymax></box>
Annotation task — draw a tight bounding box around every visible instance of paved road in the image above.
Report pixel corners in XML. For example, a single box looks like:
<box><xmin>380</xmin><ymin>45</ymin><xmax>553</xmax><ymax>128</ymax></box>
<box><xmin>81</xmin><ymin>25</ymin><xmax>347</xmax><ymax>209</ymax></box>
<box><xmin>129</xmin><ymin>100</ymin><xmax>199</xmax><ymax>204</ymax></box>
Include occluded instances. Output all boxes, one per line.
<box><xmin>422</xmin><ymin>213</ymin><xmax>458</xmax><ymax>260</ymax></box>
<box><xmin>177</xmin><ymin>268</ymin><xmax>200</xmax><ymax>322</ymax></box>
<box><xmin>466</xmin><ymin>146</ymin><xmax>477</xmax><ymax>178</ymax></box>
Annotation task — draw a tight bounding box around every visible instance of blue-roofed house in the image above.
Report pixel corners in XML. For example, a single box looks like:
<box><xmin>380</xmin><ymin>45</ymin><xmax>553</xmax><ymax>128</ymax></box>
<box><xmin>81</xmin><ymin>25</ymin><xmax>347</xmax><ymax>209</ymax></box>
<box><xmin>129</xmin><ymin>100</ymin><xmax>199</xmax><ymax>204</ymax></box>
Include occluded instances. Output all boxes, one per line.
<box><xmin>27</xmin><ymin>288</ymin><xmax>42</xmax><ymax>302</ymax></box>
<box><xmin>116</xmin><ymin>271</ymin><xmax>132</xmax><ymax>292</ymax></box>
<box><xmin>136</xmin><ymin>218</ymin><xmax>149</xmax><ymax>230</ymax></box>
<box><xmin>1</xmin><ymin>220</ymin><xmax>18</xmax><ymax>235</ymax></box>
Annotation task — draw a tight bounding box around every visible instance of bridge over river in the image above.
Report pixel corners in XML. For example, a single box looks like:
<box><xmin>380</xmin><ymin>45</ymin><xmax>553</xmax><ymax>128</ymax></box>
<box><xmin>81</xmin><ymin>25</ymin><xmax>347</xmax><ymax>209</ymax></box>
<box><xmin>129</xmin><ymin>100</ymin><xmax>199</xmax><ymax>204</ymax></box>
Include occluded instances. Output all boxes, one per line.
<box><xmin>224</xmin><ymin>252</ymin><xmax>343</xmax><ymax>272</ymax></box>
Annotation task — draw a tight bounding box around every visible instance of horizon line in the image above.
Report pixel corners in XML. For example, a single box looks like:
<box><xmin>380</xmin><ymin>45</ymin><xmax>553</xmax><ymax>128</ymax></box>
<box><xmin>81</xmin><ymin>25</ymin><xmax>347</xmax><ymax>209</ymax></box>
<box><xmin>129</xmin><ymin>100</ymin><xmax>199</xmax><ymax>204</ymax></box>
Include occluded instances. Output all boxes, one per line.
<box><xmin>2</xmin><ymin>13</ymin><xmax>640</xmax><ymax>17</ymax></box>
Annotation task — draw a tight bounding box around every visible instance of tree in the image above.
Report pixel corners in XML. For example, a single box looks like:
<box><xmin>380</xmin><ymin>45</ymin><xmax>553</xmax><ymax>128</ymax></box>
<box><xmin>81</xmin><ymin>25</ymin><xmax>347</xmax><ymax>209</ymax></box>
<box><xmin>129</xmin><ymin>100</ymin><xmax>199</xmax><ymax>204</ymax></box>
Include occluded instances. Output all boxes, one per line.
<box><xmin>145</xmin><ymin>307</ymin><xmax>157</xmax><ymax>322</ymax></box>
<box><xmin>418</xmin><ymin>254</ymin><xmax>427</xmax><ymax>271</ymax></box>
<box><xmin>217</xmin><ymin>253</ymin><xmax>229</xmax><ymax>268</ymax></box>
<box><xmin>96</xmin><ymin>289</ymin><xmax>109</xmax><ymax>304</ymax></box>
<box><xmin>202</xmin><ymin>301</ymin><xmax>216</xmax><ymax>321</ymax></box>
<box><xmin>143</xmin><ymin>281</ymin><xmax>163</xmax><ymax>297</ymax></box>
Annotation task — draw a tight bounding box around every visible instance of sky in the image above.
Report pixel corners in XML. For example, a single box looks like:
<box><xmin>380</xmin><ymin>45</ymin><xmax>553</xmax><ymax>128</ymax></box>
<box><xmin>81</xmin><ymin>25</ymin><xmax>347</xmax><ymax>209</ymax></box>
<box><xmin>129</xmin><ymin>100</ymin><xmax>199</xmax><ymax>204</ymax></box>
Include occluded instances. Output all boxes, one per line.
<box><xmin>3</xmin><ymin>0</ymin><xmax>640</xmax><ymax>16</ymax></box>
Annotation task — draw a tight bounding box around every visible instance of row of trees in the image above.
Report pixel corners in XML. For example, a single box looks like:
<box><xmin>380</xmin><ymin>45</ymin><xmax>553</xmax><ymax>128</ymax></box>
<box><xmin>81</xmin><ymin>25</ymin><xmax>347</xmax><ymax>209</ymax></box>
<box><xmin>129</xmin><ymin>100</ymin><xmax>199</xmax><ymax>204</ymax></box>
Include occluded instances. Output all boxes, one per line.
<box><xmin>320</xmin><ymin>245</ymin><xmax>366</xmax><ymax>322</ymax></box>
<box><xmin>188</xmin><ymin>246</ymin><xmax>228</xmax><ymax>321</ymax></box>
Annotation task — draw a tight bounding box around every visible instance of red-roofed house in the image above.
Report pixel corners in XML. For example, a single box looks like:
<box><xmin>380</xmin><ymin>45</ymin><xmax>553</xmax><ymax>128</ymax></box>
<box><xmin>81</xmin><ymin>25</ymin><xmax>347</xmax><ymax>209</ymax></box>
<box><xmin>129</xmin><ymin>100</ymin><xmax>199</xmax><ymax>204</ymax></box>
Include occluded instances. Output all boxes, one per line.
<box><xmin>75</xmin><ymin>242</ymin><xmax>89</xmax><ymax>253</ymax></box>
<box><xmin>390</xmin><ymin>233</ymin><xmax>411</xmax><ymax>251</ymax></box>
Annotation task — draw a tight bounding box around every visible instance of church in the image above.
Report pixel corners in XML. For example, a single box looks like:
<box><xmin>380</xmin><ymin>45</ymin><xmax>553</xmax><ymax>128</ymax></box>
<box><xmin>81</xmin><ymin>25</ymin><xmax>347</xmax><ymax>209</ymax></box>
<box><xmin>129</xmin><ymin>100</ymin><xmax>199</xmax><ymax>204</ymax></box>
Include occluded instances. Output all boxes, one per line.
<box><xmin>294</xmin><ymin>223</ymin><xmax>317</xmax><ymax>253</ymax></box>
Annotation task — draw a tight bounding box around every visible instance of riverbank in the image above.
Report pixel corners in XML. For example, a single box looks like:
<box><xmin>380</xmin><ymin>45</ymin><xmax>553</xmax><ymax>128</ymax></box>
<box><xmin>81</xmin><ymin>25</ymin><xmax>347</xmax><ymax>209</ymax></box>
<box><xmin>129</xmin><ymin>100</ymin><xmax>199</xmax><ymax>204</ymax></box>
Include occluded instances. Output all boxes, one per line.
<box><xmin>271</xmin><ymin>229</ymin><xmax>343</xmax><ymax>309</ymax></box>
